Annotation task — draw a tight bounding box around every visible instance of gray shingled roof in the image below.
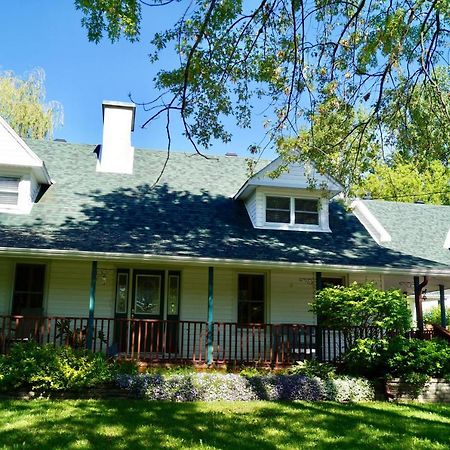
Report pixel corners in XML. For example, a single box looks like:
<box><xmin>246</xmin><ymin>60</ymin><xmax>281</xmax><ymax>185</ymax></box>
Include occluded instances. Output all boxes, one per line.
<box><xmin>362</xmin><ymin>200</ymin><xmax>450</xmax><ymax>267</ymax></box>
<box><xmin>0</xmin><ymin>139</ymin><xmax>448</xmax><ymax>271</ymax></box>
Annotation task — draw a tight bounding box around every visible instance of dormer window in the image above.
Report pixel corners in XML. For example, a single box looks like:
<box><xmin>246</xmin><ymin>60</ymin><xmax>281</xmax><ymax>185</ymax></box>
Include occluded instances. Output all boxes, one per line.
<box><xmin>266</xmin><ymin>196</ymin><xmax>320</xmax><ymax>226</ymax></box>
<box><xmin>0</xmin><ymin>176</ymin><xmax>19</xmax><ymax>206</ymax></box>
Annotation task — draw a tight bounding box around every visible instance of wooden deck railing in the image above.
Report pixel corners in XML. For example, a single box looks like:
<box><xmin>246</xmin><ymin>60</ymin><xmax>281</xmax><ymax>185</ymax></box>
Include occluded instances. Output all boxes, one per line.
<box><xmin>0</xmin><ymin>315</ymin><xmax>441</xmax><ymax>365</ymax></box>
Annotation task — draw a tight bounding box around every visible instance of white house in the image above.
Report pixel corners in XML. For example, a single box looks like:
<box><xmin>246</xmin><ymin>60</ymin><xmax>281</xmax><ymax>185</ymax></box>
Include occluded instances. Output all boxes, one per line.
<box><xmin>0</xmin><ymin>101</ymin><xmax>449</xmax><ymax>365</ymax></box>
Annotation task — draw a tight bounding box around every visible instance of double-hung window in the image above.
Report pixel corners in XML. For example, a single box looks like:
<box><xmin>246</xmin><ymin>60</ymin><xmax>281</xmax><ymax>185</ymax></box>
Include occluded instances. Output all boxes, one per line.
<box><xmin>266</xmin><ymin>196</ymin><xmax>319</xmax><ymax>226</ymax></box>
<box><xmin>0</xmin><ymin>177</ymin><xmax>20</xmax><ymax>207</ymax></box>
<box><xmin>238</xmin><ymin>274</ymin><xmax>265</xmax><ymax>324</ymax></box>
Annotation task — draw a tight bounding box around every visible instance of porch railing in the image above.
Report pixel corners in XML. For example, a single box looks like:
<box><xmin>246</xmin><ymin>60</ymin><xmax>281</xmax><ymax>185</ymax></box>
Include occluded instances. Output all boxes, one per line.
<box><xmin>0</xmin><ymin>315</ymin><xmax>438</xmax><ymax>365</ymax></box>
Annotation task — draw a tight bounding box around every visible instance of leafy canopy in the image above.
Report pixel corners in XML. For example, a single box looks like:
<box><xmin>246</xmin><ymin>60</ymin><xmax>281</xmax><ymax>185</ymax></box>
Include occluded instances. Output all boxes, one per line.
<box><xmin>311</xmin><ymin>282</ymin><xmax>412</xmax><ymax>333</ymax></box>
<box><xmin>0</xmin><ymin>69</ymin><xmax>62</xmax><ymax>139</ymax></box>
<box><xmin>75</xmin><ymin>1</ymin><xmax>449</xmax><ymax>201</ymax></box>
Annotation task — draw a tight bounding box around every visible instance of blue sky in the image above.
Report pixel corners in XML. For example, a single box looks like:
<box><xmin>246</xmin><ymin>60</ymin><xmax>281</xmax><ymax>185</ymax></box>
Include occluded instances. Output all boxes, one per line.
<box><xmin>0</xmin><ymin>1</ymin><xmax>273</xmax><ymax>158</ymax></box>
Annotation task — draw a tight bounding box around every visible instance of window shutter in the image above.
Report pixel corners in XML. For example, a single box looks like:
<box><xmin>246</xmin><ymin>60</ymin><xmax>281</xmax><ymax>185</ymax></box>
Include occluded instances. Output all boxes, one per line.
<box><xmin>0</xmin><ymin>177</ymin><xmax>19</xmax><ymax>206</ymax></box>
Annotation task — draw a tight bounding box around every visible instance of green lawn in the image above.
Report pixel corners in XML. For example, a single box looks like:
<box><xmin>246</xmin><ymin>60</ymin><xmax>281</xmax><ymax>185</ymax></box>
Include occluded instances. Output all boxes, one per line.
<box><xmin>0</xmin><ymin>400</ymin><xmax>449</xmax><ymax>449</ymax></box>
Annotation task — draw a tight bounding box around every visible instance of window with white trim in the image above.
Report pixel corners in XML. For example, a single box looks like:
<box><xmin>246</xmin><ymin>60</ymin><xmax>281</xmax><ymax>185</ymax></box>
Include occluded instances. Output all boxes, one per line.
<box><xmin>0</xmin><ymin>177</ymin><xmax>20</xmax><ymax>206</ymax></box>
<box><xmin>266</xmin><ymin>196</ymin><xmax>319</xmax><ymax>226</ymax></box>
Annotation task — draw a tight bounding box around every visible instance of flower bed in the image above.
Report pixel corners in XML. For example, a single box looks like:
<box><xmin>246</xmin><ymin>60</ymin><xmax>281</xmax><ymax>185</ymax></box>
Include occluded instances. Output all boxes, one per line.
<box><xmin>116</xmin><ymin>372</ymin><xmax>374</xmax><ymax>402</ymax></box>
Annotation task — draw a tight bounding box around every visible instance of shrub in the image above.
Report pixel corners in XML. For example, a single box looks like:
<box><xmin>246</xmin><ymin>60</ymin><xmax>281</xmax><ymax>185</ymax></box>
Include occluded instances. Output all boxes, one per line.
<box><xmin>289</xmin><ymin>359</ymin><xmax>336</xmax><ymax>379</ymax></box>
<box><xmin>311</xmin><ymin>282</ymin><xmax>412</xmax><ymax>339</ymax></box>
<box><xmin>343</xmin><ymin>336</ymin><xmax>450</xmax><ymax>381</ymax></box>
<box><xmin>0</xmin><ymin>341</ymin><xmax>112</xmax><ymax>391</ymax></box>
<box><xmin>423</xmin><ymin>306</ymin><xmax>450</xmax><ymax>326</ymax></box>
<box><xmin>115</xmin><ymin>372</ymin><xmax>374</xmax><ymax>402</ymax></box>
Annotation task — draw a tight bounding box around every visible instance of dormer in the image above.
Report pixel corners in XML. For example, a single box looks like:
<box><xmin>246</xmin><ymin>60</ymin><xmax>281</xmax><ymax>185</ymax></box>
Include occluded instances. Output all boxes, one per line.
<box><xmin>234</xmin><ymin>158</ymin><xmax>343</xmax><ymax>232</ymax></box>
<box><xmin>0</xmin><ymin>116</ymin><xmax>52</xmax><ymax>214</ymax></box>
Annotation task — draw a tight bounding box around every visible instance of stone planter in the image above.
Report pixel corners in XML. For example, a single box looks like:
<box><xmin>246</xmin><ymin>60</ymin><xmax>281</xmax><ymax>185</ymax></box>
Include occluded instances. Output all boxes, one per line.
<box><xmin>387</xmin><ymin>378</ymin><xmax>450</xmax><ymax>402</ymax></box>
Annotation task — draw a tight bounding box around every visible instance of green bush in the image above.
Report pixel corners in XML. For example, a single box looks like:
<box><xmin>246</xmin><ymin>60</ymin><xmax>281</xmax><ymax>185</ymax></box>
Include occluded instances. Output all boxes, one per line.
<box><xmin>289</xmin><ymin>359</ymin><xmax>336</xmax><ymax>379</ymax></box>
<box><xmin>312</xmin><ymin>282</ymin><xmax>412</xmax><ymax>335</ymax></box>
<box><xmin>0</xmin><ymin>342</ymin><xmax>113</xmax><ymax>391</ymax></box>
<box><xmin>423</xmin><ymin>306</ymin><xmax>449</xmax><ymax>326</ymax></box>
<box><xmin>343</xmin><ymin>337</ymin><xmax>450</xmax><ymax>382</ymax></box>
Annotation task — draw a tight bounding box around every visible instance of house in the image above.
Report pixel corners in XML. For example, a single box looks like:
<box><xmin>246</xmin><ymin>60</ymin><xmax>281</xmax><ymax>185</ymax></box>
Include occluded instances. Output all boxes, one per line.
<box><xmin>0</xmin><ymin>101</ymin><xmax>449</xmax><ymax>365</ymax></box>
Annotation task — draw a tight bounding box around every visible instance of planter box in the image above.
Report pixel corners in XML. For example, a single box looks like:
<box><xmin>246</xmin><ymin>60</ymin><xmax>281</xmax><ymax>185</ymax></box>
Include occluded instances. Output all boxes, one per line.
<box><xmin>387</xmin><ymin>378</ymin><xmax>450</xmax><ymax>402</ymax></box>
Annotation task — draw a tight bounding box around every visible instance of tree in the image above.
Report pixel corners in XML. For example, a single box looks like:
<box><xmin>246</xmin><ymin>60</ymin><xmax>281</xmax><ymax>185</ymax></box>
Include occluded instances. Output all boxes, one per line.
<box><xmin>353</xmin><ymin>158</ymin><xmax>450</xmax><ymax>205</ymax></box>
<box><xmin>75</xmin><ymin>1</ymin><xmax>449</xmax><ymax>198</ymax></box>
<box><xmin>0</xmin><ymin>69</ymin><xmax>62</xmax><ymax>139</ymax></box>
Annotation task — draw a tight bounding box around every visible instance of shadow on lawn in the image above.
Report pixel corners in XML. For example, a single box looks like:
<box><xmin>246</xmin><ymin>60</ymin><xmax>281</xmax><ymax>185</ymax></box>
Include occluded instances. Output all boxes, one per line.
<box><xmin>0</xmin><ymin>400</ymin><xmax>449</xmax><ymax>449</ymax></box>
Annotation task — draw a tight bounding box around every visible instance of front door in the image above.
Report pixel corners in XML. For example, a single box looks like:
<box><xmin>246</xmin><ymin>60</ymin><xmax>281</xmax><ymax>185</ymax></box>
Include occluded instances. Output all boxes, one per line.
<box><xmin>131</xmin><ymin>270</ymin><xmax>165</xmax><ymax>353</ymax></box>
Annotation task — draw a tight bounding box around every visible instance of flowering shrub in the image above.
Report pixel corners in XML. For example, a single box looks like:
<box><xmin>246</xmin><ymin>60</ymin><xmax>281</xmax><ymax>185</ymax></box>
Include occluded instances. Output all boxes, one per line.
<box><xmin>116</xmin><ymin>372</ymin><xmax>374</xmax><ymax>402</ymax></box>
<box><xmin>324</xmin><ymin>376</ymin><xmax>374</xmax><ymax>402</ymax></box>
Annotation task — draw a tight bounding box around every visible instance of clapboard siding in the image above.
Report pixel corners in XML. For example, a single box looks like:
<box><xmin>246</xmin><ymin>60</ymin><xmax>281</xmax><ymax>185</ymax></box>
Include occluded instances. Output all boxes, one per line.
<box><xmin>46</xmin><ymin>261</ymin><xmax>91</xmax><ymax>316</ymax></box>
<box><xmin>213</xmin><ymin>267</ymin><xmax>235</xmax><ymax>322</ymax></box>
<box><xmin>348</xmin><ymin>272</ymin><xmax>383</xmax><ymax>288</ymax></box>
<box><xmin>180</xmin><ymin>266</ymin><xmax>208</xmax><ymax>321</ymax></box>
<box><xmin>0</xmin><ymin>259</ymin><xmax>13</xmax><ymax>314</ymax></box>
<box><xmin>244</xmin><ymin>191</ymin><xmax>257</xmax><ymax>226</ymax></box>
<box><xmin>270</xmin><ymin>271</ymin><xmax>316</xmax><ymax>325</ymax></box>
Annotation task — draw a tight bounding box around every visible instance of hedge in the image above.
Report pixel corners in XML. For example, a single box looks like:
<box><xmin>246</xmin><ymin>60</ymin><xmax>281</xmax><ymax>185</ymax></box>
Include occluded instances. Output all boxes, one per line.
<box><xmin>116</xmin><ymin>373</ymin><xmax>374</xmax><ymax>402</ymax></box>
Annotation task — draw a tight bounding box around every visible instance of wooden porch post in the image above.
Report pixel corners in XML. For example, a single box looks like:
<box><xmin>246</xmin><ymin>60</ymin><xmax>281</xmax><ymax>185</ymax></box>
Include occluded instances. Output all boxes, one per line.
<box><xmin>207</xmin><ymin>266</ymin><xmax>214</xmax><ymax>365</ymax></box>
<box><xmin>86</xmin><ymin>261</ymin><xmax>97</xmax><ymax>350</ymax></box>
<box><xmin>414</xmin><ymin>275</ymin><xmax>428</xmax><ymax>336</ymax></box>
<box><xmin>315</xmin><ymin>272</ymin><xmax>323</xmax><ymax>362</ymax></box>
<box><xmin>439</xmin><ymin>284</ymin><xmax>447</xmax><ymax>328</ymax></box>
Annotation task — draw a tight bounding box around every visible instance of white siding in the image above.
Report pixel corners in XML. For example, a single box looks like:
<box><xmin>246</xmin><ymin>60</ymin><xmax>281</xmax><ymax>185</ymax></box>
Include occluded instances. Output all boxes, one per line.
<box><xmin>0</xmin><ymin>258</ymin><xmax>13</xmax><ymax>314</ymax></box>
<box><xmin>244</xmin><ymin>191</ymin><xmax>257</xmax><ymax>226</ymax></box>
<box><xmin>180</xmin><ymin>266</ymin><xmax>208</xmax><ymax>321</ymax></box>
<box><xmin>213</xmin><ymin>267</ymin><xmax>235</xmax><ymax>322</ymax></box>
<box><xmin>46</xmin><ymin>261</ymin><xmax>91</xmax><ymax>316</ymax></box>
<box><xmin>348</xmin><ymin>272</ymin><xmax>383</xmax><ymax>289</ymax></box>
<box><xmin>270</xmin><ymin>270</ymin><xmax>316</xmax><ymax>324</ymax></box>
<box><xmin>253</xmin><ymin>160</ymin><xmax>341</xmax><ymax>192</ymax></box>
<box><xmin>0</xmin><ymin>116</ymin><xmax>41</xmax><ymax>166</ymax></box>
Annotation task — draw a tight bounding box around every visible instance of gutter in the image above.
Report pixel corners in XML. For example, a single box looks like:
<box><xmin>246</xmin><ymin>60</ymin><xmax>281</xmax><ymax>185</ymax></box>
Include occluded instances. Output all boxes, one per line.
<box><xmin>0</xmin><ymin>246</ymin><xmax>450</xmax><ymax>276</ymax></box>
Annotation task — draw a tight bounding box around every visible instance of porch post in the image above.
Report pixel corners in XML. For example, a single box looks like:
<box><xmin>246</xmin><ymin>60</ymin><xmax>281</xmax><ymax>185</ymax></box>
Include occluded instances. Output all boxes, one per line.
<box><xmin>207</xmin><ymin>266</ymin><xmax>214</xmax><ymax>365</ymax></box>
<box><xmin>315</xmin><ymin>272</ymin><xmax>323</xmax><ymax>362</ymax></box>
<box><xmin>86</xmin><ymin>261</ymin><xmax>97</xmax><ymax>350</ymax></box>
<box><xmin>439</xmin><ymin>284</ymin><xmax>447</xmax><ymax>328</ymax></box>
<box><xmin>414</xmin><ymin>275</ymin><xmax>428</xmax><ymax>336</ymax></box>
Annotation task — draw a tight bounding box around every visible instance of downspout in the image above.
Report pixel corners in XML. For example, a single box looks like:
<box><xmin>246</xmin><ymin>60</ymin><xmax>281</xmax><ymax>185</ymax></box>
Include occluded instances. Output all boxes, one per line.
<box><xmin>413</xmin><ymin>275</ymin><xmax>428</xmax><ymax>337</ymax></box>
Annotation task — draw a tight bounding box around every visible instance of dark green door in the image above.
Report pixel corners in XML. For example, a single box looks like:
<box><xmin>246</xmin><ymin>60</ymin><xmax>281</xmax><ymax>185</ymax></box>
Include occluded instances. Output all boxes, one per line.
<box><xmin>131</xmin><ymin>270</ymin><xmax>165</xmax><ymax>354</ymax></box>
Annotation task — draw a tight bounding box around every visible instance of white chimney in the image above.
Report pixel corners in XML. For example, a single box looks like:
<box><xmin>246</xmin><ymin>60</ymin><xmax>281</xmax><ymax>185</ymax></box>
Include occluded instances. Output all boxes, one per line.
<box><xmin>97</xmin><ymin>100</ymin><xmax>136</xmax><ymax>174</ymax></box>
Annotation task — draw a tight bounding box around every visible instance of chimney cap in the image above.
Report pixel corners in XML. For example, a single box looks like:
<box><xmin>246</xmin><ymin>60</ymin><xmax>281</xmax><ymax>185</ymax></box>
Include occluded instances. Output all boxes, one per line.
<box><xmin>102</xmin><ymin>100</ymin><xmax>136</xmax><ymax>131</ymax></box>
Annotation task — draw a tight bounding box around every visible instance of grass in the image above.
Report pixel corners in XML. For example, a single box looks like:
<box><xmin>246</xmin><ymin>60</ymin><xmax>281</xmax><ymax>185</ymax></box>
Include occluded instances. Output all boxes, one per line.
<box><xmin>0</xmin><ymin>400</ymin><xmax>449</xmax><ymax>449</ymax></box>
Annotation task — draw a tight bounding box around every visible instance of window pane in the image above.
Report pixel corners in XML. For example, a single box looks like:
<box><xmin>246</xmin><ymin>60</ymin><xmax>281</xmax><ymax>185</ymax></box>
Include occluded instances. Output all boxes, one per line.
<box><xmin>238</xmin><ymin>274</ymin><xmax>265</xmax><ymax>323</ymax></box>
<box><xmin>295</xmin><ymin>198</ymin><xmax>318</xmax><ymax>212</ymax></box>
<box><xmin>116</xmin><ymin>272</ymin><xmax>128</xmax><ymax>313</ymax></box>
<box><xmin>167</xmin><ymin>274</ymin><xmax>180</xmax><ymax>315</ymax></box>
<box><xmin>13</xmin><ymin>264</ymin><xmax>45</xmax><ymax>315</ymax></box>
<box><xmin>266</xmin><ymin>196</ymin><xmax>290</xmax><ymax>209</ymax></box>
<box><xmin>135</xmin><ymin>275</ymin><xmax>161</xmax><ymax>315</ymax></box>
<box><xmin>266</xmin><ymin>209</ymin><xmax>290</xmax><ymax>223</ymax></box>
<box><xmin>295</xmin><ymin>212</ymin><xmax>319</xmax><ymax>225</ymax></box>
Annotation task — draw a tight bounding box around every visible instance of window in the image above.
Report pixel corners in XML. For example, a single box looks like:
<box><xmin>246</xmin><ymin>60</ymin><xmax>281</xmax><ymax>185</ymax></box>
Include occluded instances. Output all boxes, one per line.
<box><xmin>266</xmin><ymin>196</ymin><xmax>290</xmax><ymax>223</ymax></box>
<box><xmin>0</xmin><ymin>177</ymin><xmax>19</xmax><ymax>206</ymax></box>
<box><xmin>12</xmin><ymin>264</ymin><xmax>45</xmax><ymax>315</ymax></box>
<box><xmin>115</xmin><ymin>271</ymin><xmax>129</xmax><ymax>314</ymax></box>
<box><xmin>266</xmin><ymin>196</ymin><xmax>320</xmax><ymax>226</ymax></box>
<box><xmin>167</xmin><ymin>272</ymin><xmax>181</xmax><ymax>317</ymax></box>
<box><xmin>322</xmin><ymin>277</ymin><xmax>345</xmax><ymax>288</ymax></box>
<box><xmin>238</xmin><ymin>274</ymin><xmax>265</xmax><ymax>324</ymax></box>
<box><xmin>294</xmin><ymin>199</ymin><xmax>319</xmax><ymax>225</ymax></box>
